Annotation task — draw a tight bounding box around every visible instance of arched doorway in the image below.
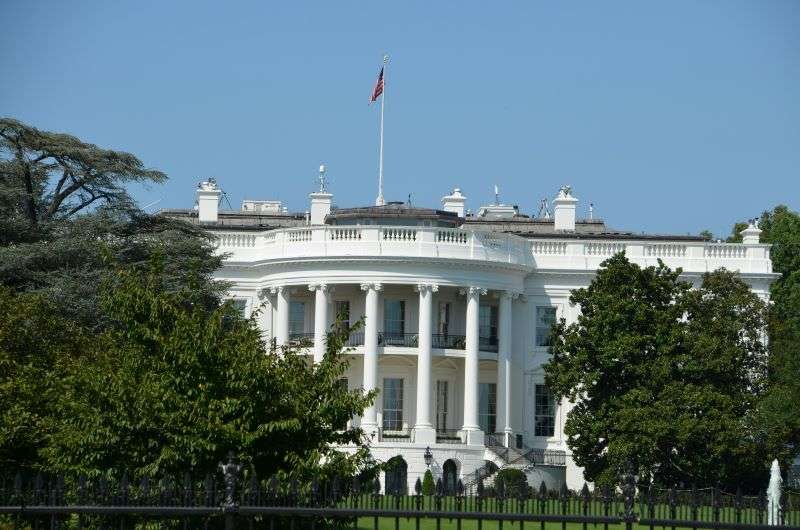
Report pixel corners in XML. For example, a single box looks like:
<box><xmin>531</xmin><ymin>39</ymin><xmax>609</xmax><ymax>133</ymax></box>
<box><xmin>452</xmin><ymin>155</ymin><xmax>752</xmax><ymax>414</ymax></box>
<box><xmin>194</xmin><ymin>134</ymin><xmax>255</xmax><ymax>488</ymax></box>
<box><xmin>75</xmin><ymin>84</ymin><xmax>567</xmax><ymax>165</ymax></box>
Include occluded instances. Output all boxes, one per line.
<box><xmin>442</xmin><ymin>459</ymin><xmax>459</xmax><ymax>495</ymax></box>
<box><xmin>385</xmin><ymin>456</ymin><xmax>408</xmax><ymax>495</ymax></box>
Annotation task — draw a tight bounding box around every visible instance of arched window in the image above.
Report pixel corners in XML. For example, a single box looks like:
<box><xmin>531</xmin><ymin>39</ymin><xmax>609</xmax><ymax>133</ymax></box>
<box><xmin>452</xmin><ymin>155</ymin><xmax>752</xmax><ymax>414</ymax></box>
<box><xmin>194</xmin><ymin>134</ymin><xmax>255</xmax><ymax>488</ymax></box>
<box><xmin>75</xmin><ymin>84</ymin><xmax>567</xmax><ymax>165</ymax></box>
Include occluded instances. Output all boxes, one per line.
<box><xmin>385</xmin><ymin>456</ymin><xmax>408</xmax><ymax>495</ymax></box>
<box><xmin>442</xmin><ymin>459</ymin><xmax>459</xmax><ymax>495</ymax></box>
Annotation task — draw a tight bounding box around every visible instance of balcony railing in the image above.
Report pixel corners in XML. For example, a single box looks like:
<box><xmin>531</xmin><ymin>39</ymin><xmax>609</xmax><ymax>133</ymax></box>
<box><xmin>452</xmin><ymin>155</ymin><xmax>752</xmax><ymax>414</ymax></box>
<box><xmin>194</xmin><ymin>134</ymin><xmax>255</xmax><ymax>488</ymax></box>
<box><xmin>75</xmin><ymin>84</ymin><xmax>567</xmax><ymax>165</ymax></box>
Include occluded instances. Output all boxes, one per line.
<box><xmin>381</xmin><ymin>428</ymin><xmax>412</xmax><ymax>442</ymax></box>
<box><xmin>288</xmin><ymin>332</ymin><xmax>314</xmax><ymax>345</ymax></box>
<box><xmin>344</xmin><ymin>331</ymin><xmax>364</xmax><ymax>347</ymax></box>
<box><xmin>378</xmin><ymin>332</ymin><xmax>418</xmax><ymax>347</ymax></box>
<box><xmin>435</xmin><ymin>429</ymin><xmax>463</xmax><ymax>444</ymax></box>
<box><xmin>432</xmin><ymin>334</ymin><xmax>466</xmax><ymax>349</ymax></box>
<box><xmin>479</xmin><ymin>336</ymin><xmax>499</xmax><ymax>353</ymax></box>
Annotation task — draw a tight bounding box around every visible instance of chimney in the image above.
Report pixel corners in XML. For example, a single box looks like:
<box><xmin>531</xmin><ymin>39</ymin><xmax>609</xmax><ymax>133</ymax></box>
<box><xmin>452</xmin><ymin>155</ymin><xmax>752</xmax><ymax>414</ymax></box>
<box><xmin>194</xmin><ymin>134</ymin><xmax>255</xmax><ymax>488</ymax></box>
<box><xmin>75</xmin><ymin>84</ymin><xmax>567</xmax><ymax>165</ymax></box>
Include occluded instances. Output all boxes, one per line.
<box><xmin>442</xmin><ymin>188</ymin><xmax>467</xmax><ymax>218</ymax></box>
<box><xmin>309</xmin><ymin>164</ymin><xmax>332</xmax><ymax>225</ymax></box>
<box><xmin>553</xmin><ymin>185</ymin><xmax>578</xmax><ymax>231</ymax></box>
<box><xmin>197</xmin><ymin>178</ymin><xmax>221</xmax><ymax>223</ymax></box>
<box><xmin>740</xmin><ymin>220</ymin><xmax>762</xmax><ymax>245</ymax></box>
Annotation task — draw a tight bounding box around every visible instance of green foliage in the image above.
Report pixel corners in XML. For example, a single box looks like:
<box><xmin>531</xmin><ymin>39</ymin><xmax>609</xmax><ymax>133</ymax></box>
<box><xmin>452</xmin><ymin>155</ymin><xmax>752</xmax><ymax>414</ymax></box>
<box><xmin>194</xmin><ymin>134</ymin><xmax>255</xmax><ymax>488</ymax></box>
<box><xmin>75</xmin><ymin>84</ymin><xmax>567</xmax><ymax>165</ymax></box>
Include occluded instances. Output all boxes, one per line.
<box><xmin>0</xmin><ymin>287</ymin><xmax>96</xmax><ymax>470</ymax></box>
<box><xmin>422</xmin><ymin>469</ymin><xmax>435</xmax><ymax>496</ymax></box>
<box><xmin>750</xmin><ymin>206</ymin><xmax>800</xmax><ymax>466</ymax></box>
<box><xmin>545</xmin><ymin>253</ymin><xmax>770</xmax><ymax>489</ymax></box>
<box><xmin>0</xmin><ymin>117</ymin><xmax>165</xmax><ymax>227</ymax></box>
<box><xmin>42</xmin><ymin>261</ymin><xmax>377</xmax><ymax>481</ymax></box>
<box><xmin>494</xmin><ymin>468</ymin><xmax>528</xmax><ymax>498</ymax></box>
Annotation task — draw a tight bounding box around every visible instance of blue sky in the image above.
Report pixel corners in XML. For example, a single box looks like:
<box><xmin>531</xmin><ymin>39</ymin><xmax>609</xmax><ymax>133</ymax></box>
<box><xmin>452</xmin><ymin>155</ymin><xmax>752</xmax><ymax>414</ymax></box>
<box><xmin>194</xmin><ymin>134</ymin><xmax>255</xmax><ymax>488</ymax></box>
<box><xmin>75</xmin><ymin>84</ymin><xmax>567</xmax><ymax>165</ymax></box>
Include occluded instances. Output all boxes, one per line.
<box><xmin>2</xmin><ymin>1</ymin><xmax>798</xmax><ymax>238</ymax></box>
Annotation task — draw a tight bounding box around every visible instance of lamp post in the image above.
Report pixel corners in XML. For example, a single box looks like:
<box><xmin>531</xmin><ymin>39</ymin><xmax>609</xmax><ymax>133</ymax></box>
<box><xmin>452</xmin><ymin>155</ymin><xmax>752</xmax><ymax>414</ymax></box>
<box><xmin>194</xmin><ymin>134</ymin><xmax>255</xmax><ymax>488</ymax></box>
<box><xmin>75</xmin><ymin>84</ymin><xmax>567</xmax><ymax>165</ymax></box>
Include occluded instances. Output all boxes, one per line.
<box><xmin>424</xmin><ymin>446</ymin><xmax>433</xmax><ymax>468</ymax></box>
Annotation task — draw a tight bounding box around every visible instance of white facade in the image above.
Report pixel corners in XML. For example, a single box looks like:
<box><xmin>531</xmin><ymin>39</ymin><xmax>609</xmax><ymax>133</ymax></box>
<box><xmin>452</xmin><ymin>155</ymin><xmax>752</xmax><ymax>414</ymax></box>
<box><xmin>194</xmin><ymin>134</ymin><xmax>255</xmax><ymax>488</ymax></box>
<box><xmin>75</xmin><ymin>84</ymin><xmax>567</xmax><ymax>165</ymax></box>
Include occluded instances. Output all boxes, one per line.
<box><xmin>173</xmin><ymin>182</ymin><xmax>775</xmax><ymax>493</ymax></box>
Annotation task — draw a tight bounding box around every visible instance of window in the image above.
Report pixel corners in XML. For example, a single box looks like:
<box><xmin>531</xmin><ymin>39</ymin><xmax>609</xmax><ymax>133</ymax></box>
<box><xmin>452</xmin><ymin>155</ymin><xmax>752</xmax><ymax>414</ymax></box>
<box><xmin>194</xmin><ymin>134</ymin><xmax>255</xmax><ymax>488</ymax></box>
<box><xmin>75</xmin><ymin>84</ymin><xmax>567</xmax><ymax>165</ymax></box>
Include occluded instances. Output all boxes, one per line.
<box><xmin>438</xmin><ymin>302</ymin><xmax>451</xmax><ymax>334</ymax></box>
<box><xmin>334</xmin><ymin>300</ymin><xmax>350</xmax><ymax>330</ymax></box>
<box><xmin>384</xmin><ymin>300</ymin><xmax>405</xmax><ymax>337</ymax></box>
<box><xmin>479</xmin><ymin>382</ymin><xmax>497</xmax><ymax>434</ymax></box>
<box><xmin>382</xmin><ymin>378</ymin><xmax>404</xmax><ymax>431</ymax></box>
<box><xmin>230</xmin><ymin>299</ymin><xmax>248</xmax><ymax>318</ymax></box>
<box><xmin>289</xmin><ymin>301</ymin><xmax>306</xmax><ymax>335</ymax></box>
<box><xmin>534</xmin><ymin>384</ymin><xmax>555</xmax><ymax>437</ymax></box>
<box><xmin>479</xmin><ymin>305</ymin><xmax>498</xmax><ymax>350</ymax></box>
<box><xmin>436</xmin><ymin>381</ymin><xmax>448</xmax><ymax>432</ymax></box>
<box><xmin>536</xmin><ymin>307</ymin><xmax>557</xmax><ymax>347</ymax></box>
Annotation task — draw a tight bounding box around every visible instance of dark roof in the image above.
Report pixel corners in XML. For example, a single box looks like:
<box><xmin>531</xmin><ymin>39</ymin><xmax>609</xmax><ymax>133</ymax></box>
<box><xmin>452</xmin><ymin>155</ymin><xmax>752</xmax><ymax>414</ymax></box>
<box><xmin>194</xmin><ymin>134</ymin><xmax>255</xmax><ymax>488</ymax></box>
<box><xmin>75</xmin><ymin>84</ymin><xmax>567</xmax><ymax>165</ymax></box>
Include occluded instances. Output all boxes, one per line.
<box><xmin>327</xmin><ymin>203</ymin><xmax>459</xmax><ymax>224</ymax></box>
<box><xmin>158</xmin><ymin>209</ymin><xmax>306</xmax><ymax>230</ymax></box>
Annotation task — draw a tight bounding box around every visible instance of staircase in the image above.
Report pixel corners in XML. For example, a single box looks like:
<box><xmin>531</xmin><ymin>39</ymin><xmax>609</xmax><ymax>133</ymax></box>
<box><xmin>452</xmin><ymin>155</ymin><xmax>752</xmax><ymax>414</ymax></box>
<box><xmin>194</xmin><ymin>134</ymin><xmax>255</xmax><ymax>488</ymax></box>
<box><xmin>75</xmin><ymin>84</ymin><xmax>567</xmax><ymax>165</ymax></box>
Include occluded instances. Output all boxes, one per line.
<box><xmin>462</xmin><ymin>435</ymin><xmax>566</xmax><ymax>493</ymax></box>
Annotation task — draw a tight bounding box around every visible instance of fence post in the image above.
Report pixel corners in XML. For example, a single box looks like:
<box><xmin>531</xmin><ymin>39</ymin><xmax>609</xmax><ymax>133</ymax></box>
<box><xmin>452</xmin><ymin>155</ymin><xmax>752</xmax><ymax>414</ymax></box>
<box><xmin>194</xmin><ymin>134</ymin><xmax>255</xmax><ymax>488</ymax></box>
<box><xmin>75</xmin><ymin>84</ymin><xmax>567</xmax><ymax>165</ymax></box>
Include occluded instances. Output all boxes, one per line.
<box><xmin>219</xmin><ymin>451</ymin><xmax>241</xmax><ymax>530</ymax></box>
<box><xmin>622</xmin><ymin>462</ymin><xmax>636</xmax><ymax>530</ymax></box>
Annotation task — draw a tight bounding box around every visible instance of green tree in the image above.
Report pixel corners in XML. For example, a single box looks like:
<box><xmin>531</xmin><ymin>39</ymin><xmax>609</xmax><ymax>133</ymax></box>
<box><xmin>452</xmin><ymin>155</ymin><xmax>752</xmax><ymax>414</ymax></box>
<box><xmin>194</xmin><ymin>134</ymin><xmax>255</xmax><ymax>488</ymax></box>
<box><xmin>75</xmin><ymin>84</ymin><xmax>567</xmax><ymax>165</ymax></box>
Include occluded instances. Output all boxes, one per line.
<box><xmin>544</xmin><ymin>253</ymin><xmax>769</xmax><ymax>489</ymax></box>
<box><xmin>0</xmin><ymin>287</ymin><xmax>96</xmax><ymax>470</ymax></box>
<box><xmin>746</xmin><ymin>206</ymin><xmax>800</xmax><ymax>466</ymax></box>
<box><xmin>494</xmin><ymin>468</ymin><xmax>528</xmax><ymax>498</ymax></box>
<box><xmin>421</xmin><ymin>469</ymin><xmax>435</xmax><ymax>496</ymax></box>
<box><xmin>44</xmin><ymin>261</ymin><xmax>377</xmax><ymax>481</ymax></box>
<box><xmin>0</xmin><ymin>118</ymin><xmax>224</xmax><ymax>329</ymax></box>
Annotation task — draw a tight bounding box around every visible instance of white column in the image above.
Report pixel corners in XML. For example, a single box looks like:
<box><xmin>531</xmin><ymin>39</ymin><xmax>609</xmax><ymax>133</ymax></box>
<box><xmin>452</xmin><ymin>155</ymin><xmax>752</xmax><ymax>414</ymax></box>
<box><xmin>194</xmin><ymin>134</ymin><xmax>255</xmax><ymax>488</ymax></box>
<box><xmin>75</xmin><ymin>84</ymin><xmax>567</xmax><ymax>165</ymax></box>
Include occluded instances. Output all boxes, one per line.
<box><xmin>461</xmin><ymin>286</ymin><xmax>486</xmax><ymax>445</ymax></box>
<box><xmin>309</xmin><ymin>283</ymin><xmax>329</xmax><ymax>363</ymax></box>
<box><xmin>272</xmin><ymin>286</ymin><xmax>290</xmax><ymax>346</ymax></box>
<box><xmin>257</xmin><ymin>288</ymin><xmax>274</xmax><ymax>343</ymax></box>
<box><xmin>361</xmin><ymin>282</ymin><xmax>382</xmax><ymax>437</ymax></box>
<box><xmin>497</xmin><ymin>291</ymin><xmax>515</xmax><ymax>445</ymax></box>
<box><xmin>414</xmin><ymin>283</ymin><xmax>437</xmax><ymax>443</ymax></box>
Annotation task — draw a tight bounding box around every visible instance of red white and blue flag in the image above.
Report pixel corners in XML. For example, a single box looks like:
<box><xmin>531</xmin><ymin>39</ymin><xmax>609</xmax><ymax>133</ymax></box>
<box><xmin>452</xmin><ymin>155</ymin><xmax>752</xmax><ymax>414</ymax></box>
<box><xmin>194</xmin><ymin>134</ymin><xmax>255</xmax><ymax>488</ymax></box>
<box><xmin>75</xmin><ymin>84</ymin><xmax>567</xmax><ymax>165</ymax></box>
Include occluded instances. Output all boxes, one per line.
<box><xmin>370</xmin><ymin>67</ymin><xmax>384</xmax><ymax>103</ymax></box>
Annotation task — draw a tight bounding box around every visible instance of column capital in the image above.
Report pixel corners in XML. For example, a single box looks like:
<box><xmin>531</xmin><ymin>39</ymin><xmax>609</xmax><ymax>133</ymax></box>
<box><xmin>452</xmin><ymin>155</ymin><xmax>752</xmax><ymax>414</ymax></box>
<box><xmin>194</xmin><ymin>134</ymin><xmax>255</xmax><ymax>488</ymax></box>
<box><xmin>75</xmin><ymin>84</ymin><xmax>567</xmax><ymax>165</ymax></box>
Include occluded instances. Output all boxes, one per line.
<box><xmin>459</xmin><ymin>286</ymin><xmax>487</xmax><ymax>297</ymax></box>
<box><xmin>257</xmin><ymin>288</ymin><xmax>273</xmax><ymax>301</ymax></box>
<box><xmin>414</xmin><ymin>283</ymin><xmax>439</xmax><ymax>294</ymax></box>
<box><xmin>308</xmin><ymin>283</ymin><xmax>329</xmax><ymax>293</ymax></box>
<box><xmin>497</xmin><ymin>290</ymin><xmax>522</xmax><ymax>300</ymax></box>
<box><xmin>268</xmin><ymin>285</ymin><xmax>285</xmax><ymax>296</ymax></box>
<box><xmin>360</xmin><ymin>282</ymin><xmax>383</xmax><ymax>292</ymax></box>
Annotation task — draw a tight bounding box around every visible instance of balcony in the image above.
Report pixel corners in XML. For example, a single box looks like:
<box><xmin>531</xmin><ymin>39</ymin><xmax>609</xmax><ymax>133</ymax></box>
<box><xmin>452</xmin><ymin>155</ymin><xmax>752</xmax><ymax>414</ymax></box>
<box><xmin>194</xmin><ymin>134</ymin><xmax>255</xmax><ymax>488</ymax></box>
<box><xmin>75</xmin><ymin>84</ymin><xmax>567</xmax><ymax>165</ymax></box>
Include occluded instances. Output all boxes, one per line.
<box><xmin>381</xmin><ymin>428</ymin><xmax>413</xmax><ymax>443</ymax></box>
<box><xmin>432</xmin><ymin>334</ymin><xmax>466</xmax><ymax>349</ymax></box>
<box><xmin>435</xmin><ymin>429</ymin><xmax>463</xmax><ymax>445</ymax></box>
<box><xmin>378</xmin><ymin>332</ymin><xmax>418</xmax><ymax>347</ymax></box>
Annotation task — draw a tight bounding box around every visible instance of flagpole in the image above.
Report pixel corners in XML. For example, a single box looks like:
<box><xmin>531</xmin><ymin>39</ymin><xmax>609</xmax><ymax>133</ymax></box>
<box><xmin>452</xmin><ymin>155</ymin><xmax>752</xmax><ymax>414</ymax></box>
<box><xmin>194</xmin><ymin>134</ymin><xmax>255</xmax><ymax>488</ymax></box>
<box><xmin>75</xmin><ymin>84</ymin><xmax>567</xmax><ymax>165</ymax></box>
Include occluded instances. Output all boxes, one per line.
<box><xmin>376</xmin><ymin>54</ymin><xmax>388</xmax><ymax>206</ymax></box>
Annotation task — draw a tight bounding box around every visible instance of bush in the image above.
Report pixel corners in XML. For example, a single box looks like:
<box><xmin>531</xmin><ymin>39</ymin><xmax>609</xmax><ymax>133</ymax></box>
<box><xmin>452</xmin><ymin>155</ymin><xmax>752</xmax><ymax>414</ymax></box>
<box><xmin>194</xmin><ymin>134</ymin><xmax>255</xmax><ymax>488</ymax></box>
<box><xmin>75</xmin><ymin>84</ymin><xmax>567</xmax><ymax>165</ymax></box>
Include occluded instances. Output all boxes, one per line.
<box><xmin>422</xmin><ymin>469</ymin><xmax>435</xmax><ymax>496</ymax></box>
<box><xmin>494</xmin><ymin>468</ymin><xmax>529</xmax><ymax>498</ymax></box>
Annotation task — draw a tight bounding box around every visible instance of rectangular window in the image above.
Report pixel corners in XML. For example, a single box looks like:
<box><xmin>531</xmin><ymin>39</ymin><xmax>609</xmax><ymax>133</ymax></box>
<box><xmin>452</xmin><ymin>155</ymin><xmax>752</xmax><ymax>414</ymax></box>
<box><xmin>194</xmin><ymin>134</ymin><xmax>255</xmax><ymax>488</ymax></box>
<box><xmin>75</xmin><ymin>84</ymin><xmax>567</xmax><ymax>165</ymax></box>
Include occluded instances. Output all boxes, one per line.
<box><xmin>382</xmin><ymin>378</ymin><xmax>404</xmax><ymax>431</ymax></box>
<box><xmin>289</xmin><ymin>301</ymin><xmax>306</xmax><ymax>335</ymax></box>
<box><xmin>334</xmin><ymin>300</ymin><xmax>350</xmax><ymax>330</ymax></box>
<box><xmin>536</xmin><ymin>307</ymin><xmax>557</xmax><ymax>347</ymax></box>
<box><xmin>479</xmin><ymin>305</ymin><xmax>498</xmax><ymax>350</ymax></box>
<box><xmin>438</xmin><ymin>302</ymin><xmax>451</xmax><ymax>334</ymax></box>
<box><xmin>383</xmin><ymin>299</ymin><xmax>406</xmax><ymax>339</ymax></box>
<box><xmin>230</xmin><ymin>299</ymin><xmax>248</xmax><ymax>318</ymax></box>
<box><xmin>436</xmin><ymin>380</ymin><xmax>448</xmax><ymax>432</ymax></box>
<box><xmin>479</xmin><ymin>382</ymin><xmax>497</xmax><ymax>434</ymax></box>
<box><xmin>534</xmin><ymin>384</ymin><xmax>556</xmax><ymax>437</ymax></box>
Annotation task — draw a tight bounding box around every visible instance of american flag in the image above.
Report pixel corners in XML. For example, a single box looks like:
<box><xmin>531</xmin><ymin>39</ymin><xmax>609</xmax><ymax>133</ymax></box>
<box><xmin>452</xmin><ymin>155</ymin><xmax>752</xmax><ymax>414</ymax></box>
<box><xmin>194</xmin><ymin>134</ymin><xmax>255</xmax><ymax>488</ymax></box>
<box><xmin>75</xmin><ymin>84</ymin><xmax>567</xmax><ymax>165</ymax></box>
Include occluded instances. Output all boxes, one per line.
<box><xmin>370</xmin><ymin>67</ymin><xmax>384</xmax><ymax>103</ymax></box>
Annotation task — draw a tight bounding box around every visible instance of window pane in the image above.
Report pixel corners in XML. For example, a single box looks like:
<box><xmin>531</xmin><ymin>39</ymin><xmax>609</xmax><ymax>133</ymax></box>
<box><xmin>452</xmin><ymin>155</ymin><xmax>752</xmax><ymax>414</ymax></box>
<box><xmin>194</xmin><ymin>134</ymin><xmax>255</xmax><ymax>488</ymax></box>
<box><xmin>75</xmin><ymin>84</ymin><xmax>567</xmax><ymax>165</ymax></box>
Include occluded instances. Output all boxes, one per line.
<box><xmin>534</xmin><ymin>384</ymin><xmax>555</xmax><ymax>437</ymax></box>
<box><xmin>382</xmin><ymin>378</ymin><xmax>404</xmax><ymax>431</ymax></box>
<box><xmin>384</xmin><ymin>300</ymin><xmax>405</xmax><ymax>335</ymax></box>
<box><xmin>334</xmin><ymin>301</ymin><xmax>350</xmax><ymax>329</ymax></box>
<box><xmin>536</xmin><ymin>307</ymin><xmax>557</xmax><ymax>347</ymax></box>
<box><xmin>230</xmin><ymin>299</ymin><xmax>248</xmax><ymax>318</ymax></box>
<box><xmin>289</xmin><ymin>301</ymin><xmax>306</xmax><ymax>334</ymax></box>
<box><xmin>479</xmin><ymin>383</ymin><xmax>497</xmax><ymax>433</ymax></box>
<box><xmin>436</xmin><ymin>381</ymin><xmax>448</xmax><ymax>431</ymax></box>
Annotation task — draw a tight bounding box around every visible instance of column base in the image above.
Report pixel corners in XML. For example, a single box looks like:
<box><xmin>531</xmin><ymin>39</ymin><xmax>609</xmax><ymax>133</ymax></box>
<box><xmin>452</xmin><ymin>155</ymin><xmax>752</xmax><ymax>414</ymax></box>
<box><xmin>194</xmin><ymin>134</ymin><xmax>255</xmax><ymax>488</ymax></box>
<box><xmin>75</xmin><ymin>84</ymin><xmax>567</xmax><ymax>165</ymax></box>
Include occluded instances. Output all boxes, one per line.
<box><xmin>461</xmin><ymin>428</ymin><xmax>484</xmax><ymax>446</ymax></box>
<box><xmin>413</xmin><ymin>426</ymin><xmax>437</xmax><ymax>444</ymax></box>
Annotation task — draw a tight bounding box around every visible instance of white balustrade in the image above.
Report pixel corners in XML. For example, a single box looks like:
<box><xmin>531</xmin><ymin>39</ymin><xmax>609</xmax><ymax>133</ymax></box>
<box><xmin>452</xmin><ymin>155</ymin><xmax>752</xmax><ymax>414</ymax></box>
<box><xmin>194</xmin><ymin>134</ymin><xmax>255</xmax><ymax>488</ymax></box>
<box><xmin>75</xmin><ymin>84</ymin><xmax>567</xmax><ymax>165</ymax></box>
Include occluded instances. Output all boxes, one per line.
<box><xmin>208</xmin><ymin>227</ymin><xmax>770</xmax><ymax>274</ymax></box>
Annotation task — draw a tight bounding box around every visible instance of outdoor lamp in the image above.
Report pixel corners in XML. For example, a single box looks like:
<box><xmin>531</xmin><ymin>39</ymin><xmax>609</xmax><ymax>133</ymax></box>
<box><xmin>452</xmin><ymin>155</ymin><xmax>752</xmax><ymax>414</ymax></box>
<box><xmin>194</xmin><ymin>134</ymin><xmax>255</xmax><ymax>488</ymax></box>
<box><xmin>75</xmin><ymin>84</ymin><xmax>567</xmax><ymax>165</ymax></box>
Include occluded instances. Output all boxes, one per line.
<box><xmin>424</xmin><ymin>446</ymin><xmax>433</xmax><ymax>467</ymax></box>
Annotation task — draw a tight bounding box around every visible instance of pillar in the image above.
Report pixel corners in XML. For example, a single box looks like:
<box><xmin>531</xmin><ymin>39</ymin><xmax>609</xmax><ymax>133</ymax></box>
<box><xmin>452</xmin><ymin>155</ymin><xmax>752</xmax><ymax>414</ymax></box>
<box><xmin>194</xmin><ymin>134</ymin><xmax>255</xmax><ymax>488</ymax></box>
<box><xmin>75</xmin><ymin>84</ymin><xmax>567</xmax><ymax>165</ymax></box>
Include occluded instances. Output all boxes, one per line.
<box><xmin>309</xmin><ymin>283</ymin><xmax>329</xmax><ymax>363</ymax></box>
<box><xmin>272</xmin><ymin>286</ymin><xmax>290</xmax><ymax>346</ymax></box>
<box><xmin>361</xmin><ymin>282</ymin><xmax>382</xmax><ymax>437</ymax></box>
<box><xmin>461</xmin><ymin>286</ymin><xmax>485</xmax><ymax>445</ymax></box>
<box><xmin>497</xmin><ymin>291</ymin><xmax>515</xmax><ymax>445</ymax></box>
<box><xmin>414</xmin><ymin>283</ymin><xmax>437</xmax><ymax>443</ymax></box>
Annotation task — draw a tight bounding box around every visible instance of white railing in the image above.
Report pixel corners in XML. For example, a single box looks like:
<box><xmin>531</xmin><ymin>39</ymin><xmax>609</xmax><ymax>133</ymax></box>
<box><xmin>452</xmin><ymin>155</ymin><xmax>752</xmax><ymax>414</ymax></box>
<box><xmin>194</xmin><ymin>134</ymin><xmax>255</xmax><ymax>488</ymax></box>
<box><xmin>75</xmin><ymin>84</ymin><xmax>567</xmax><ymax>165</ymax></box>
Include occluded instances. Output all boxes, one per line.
<box><xmin>210</xmin><ymin>226</ymin><xmax>771</xmax><ymax>274</ymax></box>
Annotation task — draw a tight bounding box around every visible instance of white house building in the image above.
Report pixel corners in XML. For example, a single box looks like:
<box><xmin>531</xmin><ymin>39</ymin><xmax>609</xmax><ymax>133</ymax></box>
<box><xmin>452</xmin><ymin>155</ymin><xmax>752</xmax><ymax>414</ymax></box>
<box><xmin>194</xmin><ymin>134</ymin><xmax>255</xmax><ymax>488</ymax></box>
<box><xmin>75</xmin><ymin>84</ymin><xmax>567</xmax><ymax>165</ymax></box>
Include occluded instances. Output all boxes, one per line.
<box><xmin>163</xmin><ymin>177</ymin><xmax>775</xmax><ymax>494</ymax></box>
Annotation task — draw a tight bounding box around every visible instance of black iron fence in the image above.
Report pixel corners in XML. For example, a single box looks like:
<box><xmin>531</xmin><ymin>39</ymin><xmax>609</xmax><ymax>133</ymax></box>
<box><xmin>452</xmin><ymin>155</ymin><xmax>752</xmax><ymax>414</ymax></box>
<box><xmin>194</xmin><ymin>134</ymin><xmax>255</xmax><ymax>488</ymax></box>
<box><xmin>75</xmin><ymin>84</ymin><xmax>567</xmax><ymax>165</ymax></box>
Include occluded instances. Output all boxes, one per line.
<box><xmin>2</xmin><ymin>460</ymin><xmax>799</xmax><ymax>530</ymax></box>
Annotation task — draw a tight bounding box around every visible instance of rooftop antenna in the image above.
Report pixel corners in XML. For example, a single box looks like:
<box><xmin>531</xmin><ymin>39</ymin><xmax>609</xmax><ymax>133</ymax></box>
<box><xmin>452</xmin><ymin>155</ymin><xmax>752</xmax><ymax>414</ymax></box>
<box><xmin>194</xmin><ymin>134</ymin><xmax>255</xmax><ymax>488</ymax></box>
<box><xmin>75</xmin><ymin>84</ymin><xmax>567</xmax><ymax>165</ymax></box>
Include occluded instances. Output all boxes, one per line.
<box><xmin>589</xmin><ymin>202</ymin><xmax>594</xmax><ymax>220</ymax></box>
<box><xmin>407</xmin><ymin>193</ymin><xmax>412</xmax><ymax>207</ymax></box>
<box><xmin>219</xmin><ymin>190</ymin><xmax>234</xmax><ymax>210</ymax></box>
<box><xmin>537</xmin><ymin>198</ymin><xmax>551</xmax><ymax>219</ymax></box>
<box><xmin>494</xmin><ymin>184</ymin><xmax>500</xmax><ymax>205</ymax></box>
<box><xmin>318</xmin><ymin>164</ymin><xmax>328</xmax><ymax>192</ymax></box>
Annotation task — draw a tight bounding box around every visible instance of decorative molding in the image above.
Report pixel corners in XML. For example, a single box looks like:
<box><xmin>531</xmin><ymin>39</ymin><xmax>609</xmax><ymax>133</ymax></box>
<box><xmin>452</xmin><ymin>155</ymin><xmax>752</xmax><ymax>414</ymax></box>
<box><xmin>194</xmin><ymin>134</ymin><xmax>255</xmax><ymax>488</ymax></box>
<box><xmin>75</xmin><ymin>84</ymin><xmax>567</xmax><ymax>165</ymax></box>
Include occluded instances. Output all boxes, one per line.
<box><xmin>458</xmin><ymin>286</ymin><xmax>487</xmax><ymax>297</ymax></box>
<box><xmin>414</xmin><ymin>283</ymin><xmax>439</xmax><ymax>294</ymax></box>
<box><xmin>268</xmin><ymin>285</ymin><xmax>284</xmax><ymax>296</ymax></box>
<box><xmin>360</xmin><ymin>282</ymin><xmax>383</xmax><ymax>292</ymax></box>
<box><xmin>308</xmin><ymin>283</ymin><xmax>329</xmax><ymax>293</ymax></box>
